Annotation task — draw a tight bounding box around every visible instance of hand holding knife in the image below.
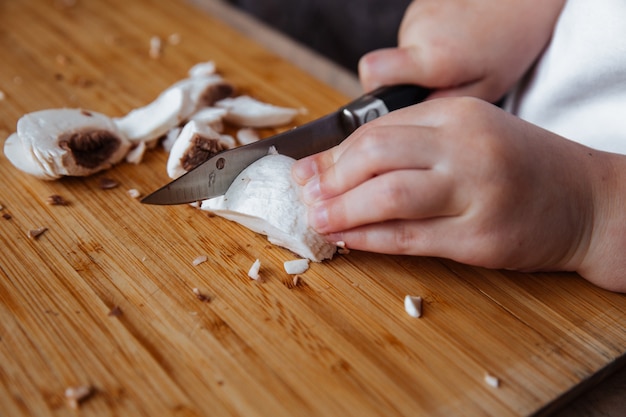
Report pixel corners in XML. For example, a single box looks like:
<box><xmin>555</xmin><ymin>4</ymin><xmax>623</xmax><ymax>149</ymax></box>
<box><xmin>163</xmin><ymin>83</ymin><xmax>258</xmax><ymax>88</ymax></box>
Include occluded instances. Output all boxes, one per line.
<box><xmin>141</xmin><ymin>84</ymin><xmax>430</xmax><ymax>206</ymax></box>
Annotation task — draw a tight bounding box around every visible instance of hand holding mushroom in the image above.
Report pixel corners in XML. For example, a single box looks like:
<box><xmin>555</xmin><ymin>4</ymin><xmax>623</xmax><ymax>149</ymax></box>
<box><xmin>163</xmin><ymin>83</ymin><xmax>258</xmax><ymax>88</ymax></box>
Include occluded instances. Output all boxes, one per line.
<box><xmin>292</xmin><ymin>98</ymin><xmax>626</xmax><ymax>293</ymax></box>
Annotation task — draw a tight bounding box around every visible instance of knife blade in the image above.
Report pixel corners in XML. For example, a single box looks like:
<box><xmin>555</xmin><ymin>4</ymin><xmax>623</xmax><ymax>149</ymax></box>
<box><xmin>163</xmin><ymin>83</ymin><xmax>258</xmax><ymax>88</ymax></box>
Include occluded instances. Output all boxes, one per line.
<box><xmin>141</xmin><ymin>84</ymin><xmax>430</xmax><ymax>205</ymax></box>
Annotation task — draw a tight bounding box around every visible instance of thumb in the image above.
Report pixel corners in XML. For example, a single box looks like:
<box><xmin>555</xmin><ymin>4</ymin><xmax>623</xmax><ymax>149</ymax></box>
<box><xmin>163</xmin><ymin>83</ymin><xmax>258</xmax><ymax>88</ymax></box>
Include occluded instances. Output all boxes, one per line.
<box><xmin>359</xmin><ymin>47</ymin><xmax>423</xmax><ymax>92</ymax></box>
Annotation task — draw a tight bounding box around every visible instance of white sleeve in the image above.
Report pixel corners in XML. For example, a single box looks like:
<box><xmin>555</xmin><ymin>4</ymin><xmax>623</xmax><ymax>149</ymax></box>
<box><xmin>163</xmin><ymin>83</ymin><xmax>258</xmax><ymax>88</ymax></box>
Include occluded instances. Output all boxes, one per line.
<box><xmin>505</xmin><ymin>0</ymin><xmax>626</xmax><ymax>155</ymax></box>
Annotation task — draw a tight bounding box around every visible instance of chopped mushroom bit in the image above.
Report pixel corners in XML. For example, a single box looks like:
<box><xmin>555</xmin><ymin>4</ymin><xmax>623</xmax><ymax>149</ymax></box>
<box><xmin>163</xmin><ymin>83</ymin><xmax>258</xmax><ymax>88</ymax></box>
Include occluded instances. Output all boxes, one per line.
<box><xmin>484</xmin><ymin>373</ymin><xmax>500</xmax><ymax>388</ymax></box>
<box><xmin>46</xmin><ymin>194</ymin><xmax>68</xmax><ymax>205</ymax></box>
<box><xmin>192</xmin><ymin>255</ymin><xmax>208</xmax><ymax>266</ymax></box>
<box><xmin>107</xmin><ymin>306</ymin><xmax>122</xmax><ymax>317</ymax></box>
<box><xmin>404</xmin><ymin>295</ymin><xmax>423</xmax><ymax>318</ymax></box>
<box><xmin>64</xmin><ymin>385</ymin><xmax>92</xmax><ymax>409</ymax></box>
<box><xmin>28</xmin><ymin>227</ymin><xmax>48</xmax><ymax>240</ymax></box>
<box><xmin>292</xmin><ymin>275</ymin><xmax>301</xmax><ymax>287</ymax></box>
<box><xmin>149</xmin><ymin>35</ymin><xmax>162</xmax><ymax>59</ymax></box>
<box><xmin>127</xmin><ymin>189</ymin><xmax>141</xmax><ymax>199</ymax></box>
<box><xmin>99</xmin><ymin>177</ymin><xmax>119</xmax><ymax>190</ymax></box>
<box><xmin>284</xmin><ymin>259</ymin><xmax>310</xmax><ymax>275</ymax></box>
<box><xmin>248</xmin><ymin>259</ymin><xmax>261</xmax><ymax>280</ymax></box>
<box><xmin>192</xmin><ymin>287</ymin><xmax>211</xmax><ymax>302</ymax></box>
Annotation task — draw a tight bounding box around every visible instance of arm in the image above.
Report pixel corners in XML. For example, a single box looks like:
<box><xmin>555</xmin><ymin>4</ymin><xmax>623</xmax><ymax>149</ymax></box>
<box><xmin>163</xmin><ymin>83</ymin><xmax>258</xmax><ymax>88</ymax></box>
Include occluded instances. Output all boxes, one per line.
<box><xmin>292</xmin><ymin>98</ymin><xmax>626</xmax><ymax>293</ymax></box>
<box><xmin>359</xmin><ymin>0</ymin><xmax>566</xmax><ymax>102</ymax></box>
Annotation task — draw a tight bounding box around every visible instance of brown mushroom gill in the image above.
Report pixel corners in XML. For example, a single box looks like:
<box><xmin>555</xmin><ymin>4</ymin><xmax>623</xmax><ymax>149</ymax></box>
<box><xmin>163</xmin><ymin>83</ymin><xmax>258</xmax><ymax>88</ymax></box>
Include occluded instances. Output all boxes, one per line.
<box><xmin>59</xmin><ymin>129</ymin><xmax>123</xmax><ymax>169</ymax></box>
<box><xmin>199</xmin><ymin>82</ymin><xmax>235</xmax><ymax>107</ymax></box>
<box><xmin>181</xmin><ymin>134</ymin><xmax>228</xmax><ymax>172</ymax></box>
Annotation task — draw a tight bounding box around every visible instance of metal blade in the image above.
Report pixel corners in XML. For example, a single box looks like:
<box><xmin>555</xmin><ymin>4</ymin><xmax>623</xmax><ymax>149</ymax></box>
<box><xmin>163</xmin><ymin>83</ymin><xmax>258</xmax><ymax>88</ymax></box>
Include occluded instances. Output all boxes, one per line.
<box><xmin>141</xmin><ymin>112</ymin><xmax>348</xmax><ymax>205</ymax></box>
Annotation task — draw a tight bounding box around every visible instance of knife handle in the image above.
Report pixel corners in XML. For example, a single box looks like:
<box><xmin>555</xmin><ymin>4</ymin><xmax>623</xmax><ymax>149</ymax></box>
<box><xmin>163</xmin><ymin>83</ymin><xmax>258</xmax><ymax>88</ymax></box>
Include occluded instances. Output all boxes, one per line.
<box><xmin>341</xmin><ymin>84</ymin><xmax>430</xmax><ymax>132</ymax></box>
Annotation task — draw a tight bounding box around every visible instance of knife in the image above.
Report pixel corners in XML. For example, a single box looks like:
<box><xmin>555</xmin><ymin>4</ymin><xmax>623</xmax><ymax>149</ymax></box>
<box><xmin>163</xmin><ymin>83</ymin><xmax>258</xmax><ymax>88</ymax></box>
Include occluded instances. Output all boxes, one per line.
<box><xmin>141</xmin><ymin>84</ymin><xmax>430</xmax><ymax>205</ymax></box>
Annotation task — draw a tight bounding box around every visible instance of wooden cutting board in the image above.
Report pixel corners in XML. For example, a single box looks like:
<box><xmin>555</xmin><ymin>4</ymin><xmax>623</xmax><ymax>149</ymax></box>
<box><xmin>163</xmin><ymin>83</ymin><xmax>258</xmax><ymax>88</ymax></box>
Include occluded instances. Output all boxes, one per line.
<box><xmin>0</xmin><ymin>1</ymin><xmax>624</xmax><ymax>416</ymax></box>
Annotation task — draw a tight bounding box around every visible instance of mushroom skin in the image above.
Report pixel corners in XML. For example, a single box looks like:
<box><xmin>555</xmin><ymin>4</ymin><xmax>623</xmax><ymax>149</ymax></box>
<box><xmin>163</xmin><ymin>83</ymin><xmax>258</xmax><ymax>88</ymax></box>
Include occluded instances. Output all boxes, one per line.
<box><xmin>4</xmin><ymin>108</ymin><xmax>130</xmax><ymax>180</ymax></box>
<box><xmin>201</xmin><ymin>153</ymin><xmax>336</xmax><ymax>262</ymax></box>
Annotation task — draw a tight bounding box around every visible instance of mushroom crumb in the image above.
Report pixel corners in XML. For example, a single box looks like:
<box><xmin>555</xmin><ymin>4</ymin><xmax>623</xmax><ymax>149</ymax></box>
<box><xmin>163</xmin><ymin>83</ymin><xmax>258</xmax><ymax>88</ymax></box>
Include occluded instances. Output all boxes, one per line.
<box><xmin>107</xmin><ymin>306</ymin><xmax>122</xmax><ymax>317</ymax></box>
<box><xmin>335</xmin><ymin>241</ymin><xmax>350</xmax><ymax>255</ymax></box>
<box><xmin>99</xmin><ymin>177</ymin><xmax>119</xmax><ymax>190</ymax></box>
<box><xmin>168</xmin><ymin>33</ymin><xmax>181</xmax><ymax>45</ymax></box>
<box><xmin>192</xmin><ymin>287</ymin><xmax>211</xmax><ymax>302</ymax></box>
<box><xmin>292</xmin><ymin>275</ymin><xmax>301</xmax><ymax>287</ymax></box>
<box><xmin>149</xmin><ymin>36</ymin><xmax>162</xmax><ymax>59</ymax></box>
<box><xmin>64</xmin><ymin>385</ymin><xmax>92</xmax><ymax>409</ymax></box>
<box><xmin>404</xmin><ymin>295</ymin><xmax>423</xmax><ymax>318</ymax></box>
<box><xmin>46</xmin><ymin>194</ymin><xmax>69</xmax><ymax>205</ymax></box>
<box><xmin>0</xmin><ymin>90</ymin><xmax>5</xmax><ymax>101</ymax></box>
<box><xmin>192</xmin><ymin>255</ymin><xmax>208</xmax><ymax>266</ymax></box>
<box><xmin>127</xmin><ymin>189</ymin><xmax>141</xmax><ymax>199</ymax></box>
<box><xmin>248</xmin><ymin>259</ymin><xmax>261</xmax><ymax>280</ymax></box>
<box><xmin>28</xmin><ymin>227</ymin><xmax>48</xmax><ymax>240</ymax></box>
<box><xmin>284</xmin><ymin>259</ymin><xmax>309</xmax><ymax>275</ymax></box>
<box><xmin>484</xmin><ymin>373</ymin><xmax>500</xmax><ymax>388</ymax></box>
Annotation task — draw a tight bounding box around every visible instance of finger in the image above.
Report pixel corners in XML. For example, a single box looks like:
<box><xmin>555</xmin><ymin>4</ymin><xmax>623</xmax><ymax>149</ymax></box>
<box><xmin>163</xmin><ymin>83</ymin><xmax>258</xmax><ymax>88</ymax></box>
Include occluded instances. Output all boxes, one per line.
<box><xmin>359</xmin><ymin>47</ymin><xmax>425</xmax><ymax>92</ymax></box>
<box><xmin>308</xmin><ymin>168</ymin><xmax>457</xmax><ymax>234</ymax></box>
<box><xmin>325</xmin><ymin>219</ymin><xmax>446</xmax><ymax>257</ymax></box>
<box><xmin>326</xmin><ymin>218</ymin><xmax>482</xmax><ymax>266</ymax></box>
<box><xmin>302</xmin><ymin>124</ymin><xmax>440</xmax><ymax>205</ymax></box>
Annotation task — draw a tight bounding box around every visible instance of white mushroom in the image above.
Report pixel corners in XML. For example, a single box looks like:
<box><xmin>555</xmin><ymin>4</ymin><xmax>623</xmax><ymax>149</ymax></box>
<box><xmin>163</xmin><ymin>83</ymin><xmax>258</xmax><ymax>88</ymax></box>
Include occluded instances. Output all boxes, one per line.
<box><xmin>4</xmin><ymin>109</ymin><xmax>130</xmax><ymax>180</ymax></box>
<box><xmin>201</xmin><ymin>153</ymin><xmax>336</xmax><ymax>262</ymax></box>
<box><xmin>215</xmin><ymin>95</ymin><xmax>299</xmax><ymax>127</ymax></box>
<box><xmin>166</xmin><ymin>120</ymin><xmax>232</xmax><ymax>179</ymax></box>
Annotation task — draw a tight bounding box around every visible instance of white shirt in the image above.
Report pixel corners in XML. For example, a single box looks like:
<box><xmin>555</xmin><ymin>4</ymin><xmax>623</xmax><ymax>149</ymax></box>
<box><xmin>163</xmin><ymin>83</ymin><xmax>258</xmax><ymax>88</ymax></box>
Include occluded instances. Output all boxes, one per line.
<box><xmin>505</xmin><ymin>0</ymin><xmax>626</xmax><ymax>155</ymax></box>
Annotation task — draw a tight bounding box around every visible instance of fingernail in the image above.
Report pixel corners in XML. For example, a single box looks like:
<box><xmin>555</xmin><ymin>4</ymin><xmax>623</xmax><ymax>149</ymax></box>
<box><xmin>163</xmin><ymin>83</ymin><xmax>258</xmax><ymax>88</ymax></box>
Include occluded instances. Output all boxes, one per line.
<box><xmin>308</xmin><ymin>203</ymin><xmax>328</xmax><ymax>231</ymax></box>
<box><xmin>292</xmin><ymin>158</ymin><xmax>316</xmax><ymax>183</ymax></box>
<box><xmin>301</xmin><ymin>176</ymin><xmax>321</xmax><ymax>204</ymax></box>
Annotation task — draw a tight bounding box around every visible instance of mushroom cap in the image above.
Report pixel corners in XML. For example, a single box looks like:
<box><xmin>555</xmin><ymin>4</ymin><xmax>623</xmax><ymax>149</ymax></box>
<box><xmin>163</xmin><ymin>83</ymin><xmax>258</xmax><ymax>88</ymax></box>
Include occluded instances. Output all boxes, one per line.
<box><xmin>201</xmin><ymin>153</ymin><xmax>336</xmax><ymax>261</ymax></box>
<box><xmin>6</xmin><ymin>108</ymin><xmax>130</xmax><ymax>179</ymax></box>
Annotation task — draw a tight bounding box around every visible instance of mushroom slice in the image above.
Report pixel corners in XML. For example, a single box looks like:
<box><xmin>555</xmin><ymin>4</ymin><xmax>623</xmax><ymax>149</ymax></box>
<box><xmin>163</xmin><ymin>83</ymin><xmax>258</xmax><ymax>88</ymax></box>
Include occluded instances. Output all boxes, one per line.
<box><xmin>189</xmin><ymin>107</ymin><xmax>228</xmax><ymax>132</ymax></box>
<box><xmin>114</xmin><ymin>86</ymin><xmax>185</xmax><ymax>143</ymax></box>
<box><xmin>188</xmin><ymin>61</ymin><xmax>217</xmax><ymax>78</ymax></box>
<box><xmin>215</xmin><ymin>95</ymin><xmax>299</xmax><ymax>127</ymax></box>
<box><xmin>5</xmin><ymin>109</ymin><xmax>130</xmax><ymax>180</ymax></box>
<box><xmin>201</xmin><ymin>153</ymin><xmax>336</xmax><ymax>262</ymax></box>
<box><xmin>114</xmin><ymin>75</ymin><xmax>234</xmax><ymax>143</ymax></box>
<box><xmin>236</xmin><ymin>128</ymin><xmax>260</xmax><ymax>145</ymax></box>
<box><xmin>166</xmin><ymin>120</ymin><xmax>231</xmax><ymax>179</ymax></box>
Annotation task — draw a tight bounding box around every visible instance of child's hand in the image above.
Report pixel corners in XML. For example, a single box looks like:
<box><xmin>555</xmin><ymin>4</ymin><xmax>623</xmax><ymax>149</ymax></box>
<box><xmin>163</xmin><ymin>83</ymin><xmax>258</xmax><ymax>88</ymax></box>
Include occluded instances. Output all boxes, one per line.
<box><xmin>359</xmin><ymin>0</ymin><xmax>565</xmax><ymax>102</ymax></box>
<box><xmin>292</xmin><ymin>98</ymin><xmax>626</xmax><ymax>292</ymax></box>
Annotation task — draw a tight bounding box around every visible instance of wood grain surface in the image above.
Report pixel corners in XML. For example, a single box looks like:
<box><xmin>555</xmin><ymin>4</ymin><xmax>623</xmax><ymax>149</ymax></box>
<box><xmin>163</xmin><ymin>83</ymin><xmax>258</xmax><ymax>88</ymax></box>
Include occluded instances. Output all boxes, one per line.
<box><xmin>0</xmin><ymin>1</ymin><xmax>625</xmax><ymax>416</ymax></box>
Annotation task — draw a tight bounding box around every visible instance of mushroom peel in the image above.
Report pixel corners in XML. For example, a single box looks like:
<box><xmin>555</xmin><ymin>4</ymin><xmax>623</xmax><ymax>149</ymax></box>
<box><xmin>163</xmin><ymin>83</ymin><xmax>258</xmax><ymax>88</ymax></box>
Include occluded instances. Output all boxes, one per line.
<box><xmin>200</xmin><ymin>153</ymin><xmax>336</xmax><ymax>262</ymax></box>
<box><xmin>215</xmin><ymin>95</ymin><xmax>299</xmax><ymax>128</ymax></box>
<box><xmin>167</xmin><ymin>120</ymin><xmax>232</xmax><ymax>179</ymax></box>
<box><xmin>4</xmin><ymin>109</ymin><xmax>130</xmax><ymax>180</ymax></box>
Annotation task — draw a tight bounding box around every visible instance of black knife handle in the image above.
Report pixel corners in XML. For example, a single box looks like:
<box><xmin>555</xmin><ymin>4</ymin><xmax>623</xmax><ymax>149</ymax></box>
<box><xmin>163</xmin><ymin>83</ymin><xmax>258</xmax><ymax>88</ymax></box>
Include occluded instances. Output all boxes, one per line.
<box><xmin>370</xmin><ymin>84</ymin><xmax>431</xmax><ymax>112</ymax></box>
<box><xmin>341</xmin><ymin>84</ymin><xmax>430</xmax><ymax>132</ymax></box>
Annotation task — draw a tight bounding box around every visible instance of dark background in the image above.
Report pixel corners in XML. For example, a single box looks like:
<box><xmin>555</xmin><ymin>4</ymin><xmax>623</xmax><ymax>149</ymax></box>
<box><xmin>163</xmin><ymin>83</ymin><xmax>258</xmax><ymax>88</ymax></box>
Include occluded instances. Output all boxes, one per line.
<box><xmin>226</xmin><ymin>0</ymin><xmax>412</xmax><ymax>73</ymax></box>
